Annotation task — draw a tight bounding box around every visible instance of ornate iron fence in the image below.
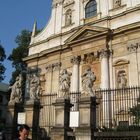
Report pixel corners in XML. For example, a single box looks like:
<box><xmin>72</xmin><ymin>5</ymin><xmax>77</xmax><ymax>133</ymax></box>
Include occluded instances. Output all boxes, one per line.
<box><xmin>39</xmin><ymin>86</ymin><xmax>140</xmax><ymax>139</ymax></box>
<box><xmin>95</xmin><ymin>86</ymin><xmax>140</xmax><ymax>132</ymax></box>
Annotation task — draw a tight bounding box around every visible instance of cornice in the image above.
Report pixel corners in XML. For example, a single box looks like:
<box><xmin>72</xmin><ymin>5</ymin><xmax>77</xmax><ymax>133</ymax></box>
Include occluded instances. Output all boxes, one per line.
<box><xmin>113</xmin><ymin>21</ymin><xmax>140</xmax><ymax>35</ymax></box>
<box><xmin>23</xmin><ymin>45</ymin><xmax>70</xmax><ymax>62</ymax></box>
<box><xmin>28</xmin><ymin>26</ymin><xmax>81</xmax><ymax>48</ymax></box>
<box><xmin>29</xmin><ymin>5</ymin><xmax>140</xmax><ymax>48</ymax></box>
<box><xmin>23</xmin><ymin>54</ymin><xmax>39</xmax><ymax>61</ymax></box>
<box><xmin>85</xmin><ymin>5</ymin><xmax>140</xmax><ymax>26</ymax></box>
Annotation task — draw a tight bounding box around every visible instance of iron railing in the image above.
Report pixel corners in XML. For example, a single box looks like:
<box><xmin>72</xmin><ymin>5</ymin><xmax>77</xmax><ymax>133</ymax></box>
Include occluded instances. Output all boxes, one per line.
<box><xmin>39</xmin><ymin>86</ymin><xmax>140</xmax><ymax>135</ymax></box>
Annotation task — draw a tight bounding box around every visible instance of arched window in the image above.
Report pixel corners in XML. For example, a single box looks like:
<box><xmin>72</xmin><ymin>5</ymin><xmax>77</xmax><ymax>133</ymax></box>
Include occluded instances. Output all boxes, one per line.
<box><xmin>85</xmin><ymin>0</ymin><xmax>97</xmax><ymax>18</ymax></box>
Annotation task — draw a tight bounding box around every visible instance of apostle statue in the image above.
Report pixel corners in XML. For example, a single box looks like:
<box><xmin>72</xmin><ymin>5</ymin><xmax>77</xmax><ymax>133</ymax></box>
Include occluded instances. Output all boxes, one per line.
<box><xmin>9</xmin><ymin>74</ymin><xmax>22</xmax><ymax>104</ymax></box>
<box><xmin>29</xmin><ymin>73</ymin><xmax>40</xmax><ymax>100</ymax></box>
<box><xmin>81</xmin><ymin>67</ymin><xmax>96</xmax><ymax>96</ymax></box>
<box><xmin>59</xmin><ymin>69</ymin><xmax>72</xmax><ymax>97</ymax></box>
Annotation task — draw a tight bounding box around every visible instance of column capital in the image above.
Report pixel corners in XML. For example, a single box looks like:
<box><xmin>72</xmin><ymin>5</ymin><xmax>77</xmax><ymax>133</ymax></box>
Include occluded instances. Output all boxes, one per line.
<box><xmin>100</xmin><ymin>49</ymin><xmax>110</xmax><ymax>59</ymax></box>
<box><xmin>71</xmin><ymin>56</ymin><xmax>81</xmax><ymax>65</ymax></box>
<box><xmin>46</xmin><ymin>64</ymin><xmax>53</xmax><ymax>73</ymax></box>
<box><xmin>46</xmin><ymin>62</ymin><xmax>61</xmax><ymax>72</ymax></box>
<box><xmin>53</xmin><ymin>62</ymin><xmax>61</xmax><ymax>71</ymax></box>
<box><xmin>127</xmin><ymin>43</ymin><xmax>139</xmax><ymax>53</ymax></box>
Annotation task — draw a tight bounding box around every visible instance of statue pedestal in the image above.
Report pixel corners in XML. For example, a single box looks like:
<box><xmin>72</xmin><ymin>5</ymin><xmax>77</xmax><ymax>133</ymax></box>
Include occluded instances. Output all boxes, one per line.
<box><xmin>75</xmin><ymin>96</ymin><xmax>96</xmax><ymax>140</ymax></box>
<box><xmin>50</xmin><ymin>98</ymin><xmax>73</xmax><ymax>140</ymax></box>
<box><xmin>6</xmin><ymin>103</ymin><xmax>24</xmax><ymax>140</ymax></box>
<box><xmin>24</xmin><ymin>100</ymin><xmax>41</xmax><ymax>140</ymax></box>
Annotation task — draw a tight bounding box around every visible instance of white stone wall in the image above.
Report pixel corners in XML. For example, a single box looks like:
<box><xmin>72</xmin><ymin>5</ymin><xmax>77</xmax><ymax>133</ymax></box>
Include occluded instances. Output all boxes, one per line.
<box><xmin>29</xmin><ymin>0</ymin><xmax>140</xmax><ymax>56</ymax></box>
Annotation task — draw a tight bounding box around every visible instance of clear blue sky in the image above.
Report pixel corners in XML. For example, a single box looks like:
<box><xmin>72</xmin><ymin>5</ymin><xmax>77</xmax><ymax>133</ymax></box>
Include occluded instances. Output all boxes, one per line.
<box><xmin>0</xmin><ymin>0</ymin><xmax>51</xmax><ymax>83</ymax></box>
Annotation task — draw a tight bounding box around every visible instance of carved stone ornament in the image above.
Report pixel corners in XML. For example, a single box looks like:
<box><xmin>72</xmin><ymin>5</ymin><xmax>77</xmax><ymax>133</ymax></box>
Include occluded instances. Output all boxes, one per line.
<box><xmin>63</xmin><ymin>0</ymin><xmax>75</xmax><ymax>7</ymax></box>
<box><xmin>81</xmin><ymin>67</ymin><xmax>96</xmax><ymax>97</ymax></box>
<box><xmin>52</xmin><ymin>0</ymin><xmax>63</xmax><ymax>7</ymax></box>
<box><xmin>117</xmin><ymin>70</ymin><xmax>127</xmax><ymax>88</ymax></box>
<box><xmin>53</xmin><ymin>62</ymin><xmax>62</xmax><ymax>71</ymax></box>
<box><xmin>46</xmin><ymin>64</ymin><xmax>53</xmax><ymax>73</ymax></box>
<box><xmin>83</xmin><ymin>53</ymin><xmax>95</xmax><ymax>64</ymax></box>
<box><xmin>127</xmin><ymin>42</ymin><xmax>140</xmax><ymax>52</ymax></box>
<box><xmin>46</xmin><ymin>62</ymin><xmax>61</xmax><ymax>72</ymax></box>
<box><xmin>100</xmin><ymin>49</ymin><xmax>110</xmax><ymax>59</ymax></box>
<box><xmin>65</xmin><ymin>9</ymin><xmax>72</xmax><ymax>26</ymax></box>
<box><xmin>71</xmin><ymin>56</ymin><xmax>81</xmax><ymax>65</ymax></box>
<box><xmin>114</xmin><ymin>0</ymin><xmax>121</xmax><ymax>8</ymax></box>
<box><xmin>9</xmin><ymin>74</ymin><xmax>23</xmax><ymax>104</ymax></box>
<box><xmin>58</xmin><ymin>69</ymin><xmax>72</xmax><ymax>98</ymax></box>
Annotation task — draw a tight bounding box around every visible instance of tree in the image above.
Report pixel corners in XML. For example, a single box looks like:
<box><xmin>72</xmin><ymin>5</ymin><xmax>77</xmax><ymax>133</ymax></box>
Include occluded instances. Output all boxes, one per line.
<box><xmin>129</xmin><ymin>96</ymin><xmax>140</xmax><ymax>125</ymax></box>
<box><xmin>8</xmin><ymin>30</ymin><xmax>32</xmax><ymax>84</ymax></box>
<box><xmin>0</xmin><ymin>43</ymin><xmax>6</xmax><ymax>82</ymax></box>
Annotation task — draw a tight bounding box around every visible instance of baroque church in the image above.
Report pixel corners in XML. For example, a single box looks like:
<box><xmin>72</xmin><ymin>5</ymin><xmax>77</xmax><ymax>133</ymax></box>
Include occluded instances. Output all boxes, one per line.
<box><xmin>22</xmin><ymin>0</ymin><xmax>140</xmax><ymax>139</ymax></box>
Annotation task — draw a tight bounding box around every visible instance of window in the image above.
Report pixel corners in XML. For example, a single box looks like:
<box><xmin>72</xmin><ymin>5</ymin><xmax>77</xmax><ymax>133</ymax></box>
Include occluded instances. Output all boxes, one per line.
<box><xmin>85</xmin><ymin>0</ymin><xmax>97</xmax><ymax>18</ymax></box>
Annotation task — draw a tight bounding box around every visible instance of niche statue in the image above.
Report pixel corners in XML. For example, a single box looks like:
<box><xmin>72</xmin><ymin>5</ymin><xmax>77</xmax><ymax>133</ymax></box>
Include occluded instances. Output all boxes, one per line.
<box><xmin>59</xmin><ymin>69</ymin><xmax>72</xmax><ymax>98</ymax></box>
<box><xmin>29</xmin><ymin>73</ymin><xmax>40</xmax><ymax>100</ymax></box>
<box><xmin>81</xmin><ymin>67</ymin><xmax>96</xmax><ymax>96</ymax></box>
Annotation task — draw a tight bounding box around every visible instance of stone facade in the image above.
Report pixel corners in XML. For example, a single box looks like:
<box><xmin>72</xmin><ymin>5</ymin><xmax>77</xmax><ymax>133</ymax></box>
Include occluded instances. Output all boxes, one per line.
<box><xmin>23</xmin><ymin>0</ymin><xmax>140</xmax><ymax>139</ymax></box>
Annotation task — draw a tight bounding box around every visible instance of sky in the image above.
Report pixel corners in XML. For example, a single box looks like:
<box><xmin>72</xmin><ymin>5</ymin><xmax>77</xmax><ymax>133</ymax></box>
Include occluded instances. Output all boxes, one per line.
<box><xmin>0</xmin><ymin>0</ymin><xmax>52</xmax><ymax>83</ymax></box>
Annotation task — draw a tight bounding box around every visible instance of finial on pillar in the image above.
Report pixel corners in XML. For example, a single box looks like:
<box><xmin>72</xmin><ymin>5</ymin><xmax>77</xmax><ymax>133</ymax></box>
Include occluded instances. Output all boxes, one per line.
<box><xmin>31</xmin><ymin>21</ymin><xmax>37</xmax><ymax>37</ymax></box>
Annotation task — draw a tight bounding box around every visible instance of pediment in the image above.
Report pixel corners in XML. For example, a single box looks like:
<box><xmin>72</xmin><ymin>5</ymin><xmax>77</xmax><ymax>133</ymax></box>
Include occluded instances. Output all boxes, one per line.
<box><xmin>113</xmin><ymin>59</ymin><xmax>130</xmax><ymax>66</ymax></box>
<box><xmin>65</xmin><ymin>26</ymin><xmax>110</xmax><ymax>45</ymax></box>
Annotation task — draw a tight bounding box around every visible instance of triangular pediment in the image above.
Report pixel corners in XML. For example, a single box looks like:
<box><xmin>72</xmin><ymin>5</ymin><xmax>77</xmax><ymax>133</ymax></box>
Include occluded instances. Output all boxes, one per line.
<box><xmin>65</xmin><ymin>26</ymin><xmax>110</xmax><ymax>44</ymax></box>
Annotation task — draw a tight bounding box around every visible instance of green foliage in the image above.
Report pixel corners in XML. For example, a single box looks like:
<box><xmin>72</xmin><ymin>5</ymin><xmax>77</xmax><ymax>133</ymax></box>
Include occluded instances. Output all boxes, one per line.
<box><xmin>8</xmin><ymin>30</ymin><xmax>31</xmax><ymax>83</ymax></box>
<box><xmin>0</xmin><ymin>43</ymin><xmax>6</xmax><ymax>82</ymax></box>
<box><xmin>129</xmin><ymin>104</ymin><xmax>140</xmax><ymax>125</ymax></box>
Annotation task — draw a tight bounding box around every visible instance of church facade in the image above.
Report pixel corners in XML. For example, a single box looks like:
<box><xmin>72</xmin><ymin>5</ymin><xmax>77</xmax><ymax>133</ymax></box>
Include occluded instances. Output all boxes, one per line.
<box><xmin>23</xmin><ymin>0</ymin><xmax>140</xmax><ymax>138</ymax></box>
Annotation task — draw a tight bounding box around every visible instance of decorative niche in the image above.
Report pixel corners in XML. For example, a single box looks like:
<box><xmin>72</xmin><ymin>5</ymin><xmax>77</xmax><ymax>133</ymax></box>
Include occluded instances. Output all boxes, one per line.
<box><xmin>113</xmin><ymin>59</ymin><xmax>129</xmax><ymax>88</ymax></box>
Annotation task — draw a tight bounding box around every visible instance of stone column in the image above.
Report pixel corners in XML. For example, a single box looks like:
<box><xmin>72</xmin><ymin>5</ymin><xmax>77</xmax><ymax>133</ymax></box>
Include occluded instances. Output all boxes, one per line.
<box><xmin>71</xmin><ymin>56</ymin><xmax>81</xmax><ymax>92</ymax></box>
<box><xmin>127</xmin><ymin>43</ymin><xmax>139</xmax><ymax>86</ymax></box>
<box><xmin>71</xmin><ymin>56</ymin><xmax>81</xmax><ymax>111</ymax></box>
<box><xmin>100</xmin><ymin>49</ymin><xmax>110</xmax><ymax>89</ymax></box>
<box><xmin>100</xmin><ymin>49</ymin><xmax>110</xmax><ymax>127</ymax></box>
<box><xmin>46</xmin><ymin>64</ymin><xmax>53</xmax><ymax>93</ymax></box>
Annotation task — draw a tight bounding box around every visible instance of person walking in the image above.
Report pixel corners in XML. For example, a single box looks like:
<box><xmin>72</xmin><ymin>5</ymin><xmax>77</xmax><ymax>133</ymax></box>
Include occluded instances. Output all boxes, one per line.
<box><xmin>15</xmin><ymin>124</ymin><xmax>31</xmax><ymax>140</ymax></box>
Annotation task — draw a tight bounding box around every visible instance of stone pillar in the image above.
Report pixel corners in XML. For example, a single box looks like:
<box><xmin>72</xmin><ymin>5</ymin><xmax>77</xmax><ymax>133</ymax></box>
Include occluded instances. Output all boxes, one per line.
<box><xmin>24</xmin><ymin>101</ymin><xmax>41</xmax><ymax>140</ymax></box>
<box><xmin>50</xmin><ymin>98</ymin><xmax>73</xmax><ymax>140</ymax></box>
<box><xmin>100</xmin><ymin>49</ymin><xmax>110</xmax><ymax>127</ymax></box>
<box><xmin>75</xmin><ymin>96</ymin><xmax>96</xmax><ymax>140</ymax></box>
<box><xmin>70</xmin><ymin>56</ymin><xmax>81</xmax><ymax>111</ymax></box>
<box><xmin>127</xmin><ymin>43</ymin><xmax>139</xmax><ymax>86</ymax></box>
<box><xmin>100</xmin><ymin>49</ymin><xmax>110</xmax><ymax>89</ymax></box>
<box><xmin>71</xmin><ymin>56</ymin><xmax>81</xmax><ymax>92</ymax></box>
<box><xmin>6</xmin><ymin>103</ymin><xmax>24</xmax><ymax>140</ymax></box>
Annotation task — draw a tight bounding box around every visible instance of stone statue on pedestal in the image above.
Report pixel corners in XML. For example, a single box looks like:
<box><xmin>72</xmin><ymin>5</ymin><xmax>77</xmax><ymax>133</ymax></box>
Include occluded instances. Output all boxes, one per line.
<box><xmin>9</xmin><ymin>74</ymin><xmax>22</xmax><ymax>104</ymax></box>
<box><xmin>29</xmin><ymin>73</ymin><xmax>40</xmax><ymax>100</ymax></box>
<box><xmin>81</xmin><ymin>67</ymin><xmax>96</xmax><ymax>96</ymax></box>
<box><xmin>59</xmin><ymin>69</ymin><xmax>72</xmax><ymax>98</ymax></box>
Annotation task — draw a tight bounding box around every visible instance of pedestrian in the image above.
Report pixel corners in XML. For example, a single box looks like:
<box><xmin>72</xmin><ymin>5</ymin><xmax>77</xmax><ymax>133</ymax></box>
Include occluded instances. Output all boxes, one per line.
<box><xmin>15</xmin><ymin>124</ymin><xmax>31</xmax><ymax>140</ymax></box>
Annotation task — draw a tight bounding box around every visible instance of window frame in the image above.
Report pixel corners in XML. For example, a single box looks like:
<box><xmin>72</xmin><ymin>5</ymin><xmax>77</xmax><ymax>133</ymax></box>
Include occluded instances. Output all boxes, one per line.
<box><xmin>85</xmin><ymin>0</ymin><xmax>97</xmax><ymax>18</ymax></box>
